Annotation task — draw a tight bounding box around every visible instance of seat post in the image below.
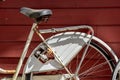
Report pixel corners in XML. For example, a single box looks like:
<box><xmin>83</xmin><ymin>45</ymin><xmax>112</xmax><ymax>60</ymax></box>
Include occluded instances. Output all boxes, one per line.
<box><xmin>12</xmin><ymin>22</ymin><xmax>38</xmax><ymax>80</ymax></box>
<box><xmin>34</xmin><ymin>15</ymin><xmax>50</xmax><ymax>23</ymax></box>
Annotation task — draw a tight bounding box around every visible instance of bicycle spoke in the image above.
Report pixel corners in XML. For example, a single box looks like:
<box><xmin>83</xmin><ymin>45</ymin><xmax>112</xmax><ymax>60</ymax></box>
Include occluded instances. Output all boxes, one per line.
<box><xmin>79</xmin><ymin>47</ymin><xmax>93</xmax><ymax>70</ymax></box>
<box><xmin>80</xmin><ymin>49</ymin><xmax>100</xmax><ymax>70</ymax></box>
<box><xmin>78</xmin><ymin>59</ymin><xmax>113</xmax><ymax>77</ymax></box>
<box><xmin>80</xmin><ymin>68</ymin><xmax>111</xmax><ymax>80</ymax></box>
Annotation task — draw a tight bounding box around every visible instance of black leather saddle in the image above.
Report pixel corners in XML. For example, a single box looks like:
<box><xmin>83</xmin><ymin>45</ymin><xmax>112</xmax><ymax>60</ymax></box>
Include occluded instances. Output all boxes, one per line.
<box><xmin>20</xmin><ymin>7</ymin><xmax>52</xmax><ymax>22</ymax></box>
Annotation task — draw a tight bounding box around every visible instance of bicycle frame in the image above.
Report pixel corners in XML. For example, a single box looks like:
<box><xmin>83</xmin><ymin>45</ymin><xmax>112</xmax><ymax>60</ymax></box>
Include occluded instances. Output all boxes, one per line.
<box><xmin>12</xmin><ymin>21</ymin><xmax>94</xmax><ymax>80</ymax></box>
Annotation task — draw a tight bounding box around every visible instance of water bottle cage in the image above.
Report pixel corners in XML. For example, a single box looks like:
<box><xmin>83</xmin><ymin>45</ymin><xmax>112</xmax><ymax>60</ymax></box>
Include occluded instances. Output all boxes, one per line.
<box><xmin>34</xmin><ymin>47</ymin><xmax>54</xmax><ymax>63</ymax></box>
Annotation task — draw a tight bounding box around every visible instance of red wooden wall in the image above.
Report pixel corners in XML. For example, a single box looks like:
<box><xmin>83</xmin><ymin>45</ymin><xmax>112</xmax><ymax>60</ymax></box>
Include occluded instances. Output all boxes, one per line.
<box><xmin>0</xmin><ymin>0</ymin><xmax>120</xmax><ymax>79</ymax></box>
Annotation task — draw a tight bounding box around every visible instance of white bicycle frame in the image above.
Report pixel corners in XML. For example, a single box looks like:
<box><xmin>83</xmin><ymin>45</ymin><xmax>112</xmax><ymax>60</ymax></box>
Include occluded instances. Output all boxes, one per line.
<box><xmin>15</xmin><ymin>23</ymin><xmax>94</xmax><ymax>80</ymax></box>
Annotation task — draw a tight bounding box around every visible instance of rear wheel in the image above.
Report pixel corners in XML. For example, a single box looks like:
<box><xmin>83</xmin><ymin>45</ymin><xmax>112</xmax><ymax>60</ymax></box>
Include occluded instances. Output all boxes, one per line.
<box><xmin>25</xmin><ymin>41</ymin><xmax>116</xmax><ymax>80</ymax></box>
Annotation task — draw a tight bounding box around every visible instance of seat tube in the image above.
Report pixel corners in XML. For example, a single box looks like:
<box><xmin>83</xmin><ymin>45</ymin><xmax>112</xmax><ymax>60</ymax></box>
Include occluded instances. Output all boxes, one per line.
<box><xmin>12</xmin><ymin>23</ymin><xmax>38</xmax><ymax>80</ymax></box>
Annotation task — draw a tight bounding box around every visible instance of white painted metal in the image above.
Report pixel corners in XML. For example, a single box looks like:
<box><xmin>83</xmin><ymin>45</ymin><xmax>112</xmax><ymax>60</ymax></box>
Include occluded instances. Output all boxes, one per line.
<box><xmin>12</xmin><ymin>23</ymin><xmax>38</xmax><ymax>80</ymax></box>
<box><xmin>39</xmin><ymin>25</ymin><xmax>93</xmax><ymax>34</ymax></box>
<box><xmin>24</xmin><ymin>32</ymin><xmax>91</xmax><ymax>73</ymax></box>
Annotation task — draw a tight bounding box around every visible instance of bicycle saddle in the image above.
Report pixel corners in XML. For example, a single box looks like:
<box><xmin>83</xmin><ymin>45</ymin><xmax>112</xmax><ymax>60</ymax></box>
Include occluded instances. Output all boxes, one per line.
<box><xmin>20</xmin><ymin>7</ymin><xmax>52</xmax><ymax>20</ymax></box>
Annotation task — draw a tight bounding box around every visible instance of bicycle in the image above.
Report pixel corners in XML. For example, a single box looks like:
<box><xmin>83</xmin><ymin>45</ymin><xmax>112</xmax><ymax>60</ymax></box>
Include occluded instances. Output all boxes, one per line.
<box><xmin>0</xmin><ymin>7</ymin><xmax>119</xmax><ymax>80</ymax></box>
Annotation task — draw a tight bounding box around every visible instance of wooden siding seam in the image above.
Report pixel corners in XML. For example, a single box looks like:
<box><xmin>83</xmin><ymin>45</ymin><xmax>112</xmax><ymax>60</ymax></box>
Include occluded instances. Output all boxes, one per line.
<box><xmin>1</xmin><ymin>7</ymin><xmax>120</xmax><ymax>9</ymax></box>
